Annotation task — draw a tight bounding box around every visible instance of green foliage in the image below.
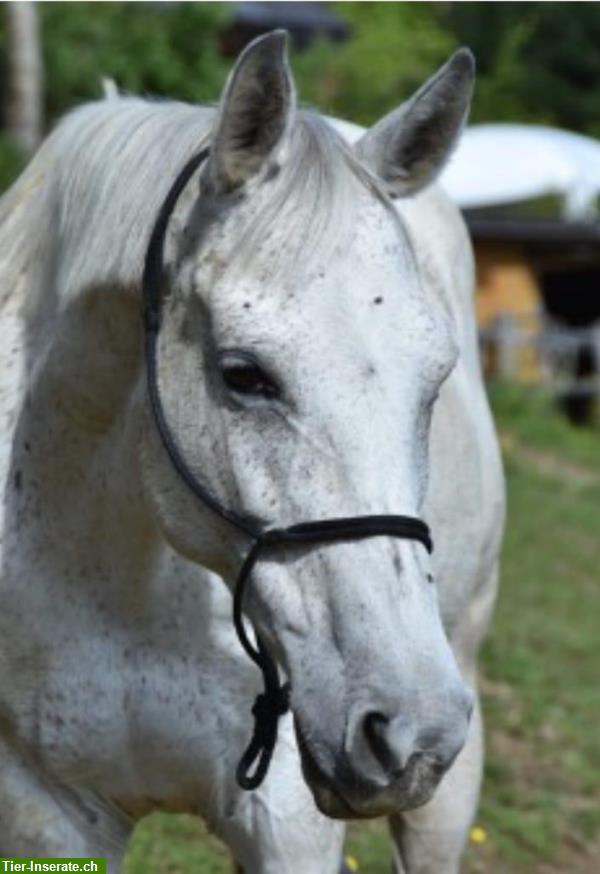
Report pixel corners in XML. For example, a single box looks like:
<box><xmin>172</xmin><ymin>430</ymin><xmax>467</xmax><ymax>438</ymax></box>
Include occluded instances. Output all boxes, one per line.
<box><xmin>0</xmin><ymin>133</ymin><xmax>26</xmax><ymax>191</ymax></box>
<box><xmin>295</xmin><ymin>1</ymin><xmax>600</xmax><ymax>135</ymax></box>
<box><xmin>39</xmin><ymin>2</ymin><xmax>232</xmax><ymax>118</ymax></box>
<box><xmin>438</xmin><ymin>1</ymin><xmax>600</xmax><ymax>135</ymax></box>
<box><xmin>0</xmin><ymin>2</ymin><xmax>233</xmax><ymax>191</ymax></box>
<box><xmin>293</xmin><ymin>3</ymin><xmax>455</xmax><ymax>125</ymax></box>
<box><xmin>3</xmin><ymin>0</ymin><xmax>600</xmax><ymax>176</ymax></box>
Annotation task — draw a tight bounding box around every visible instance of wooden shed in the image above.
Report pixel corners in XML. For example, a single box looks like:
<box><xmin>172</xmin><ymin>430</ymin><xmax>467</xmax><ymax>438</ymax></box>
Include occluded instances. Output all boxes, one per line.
<box><xmin>468</xmin><ymin>216</ymin><xmax>600</xmax><ymax>327</ymax></box>
<box><xmin>466</xmin><ymin>216</ymin><xmax>600</xmax><ymax>420</ymax></box>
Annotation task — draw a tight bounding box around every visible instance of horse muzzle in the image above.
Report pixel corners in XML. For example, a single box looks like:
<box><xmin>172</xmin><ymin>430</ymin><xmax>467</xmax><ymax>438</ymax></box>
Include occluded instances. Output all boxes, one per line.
<box><xmin>293</xmin><ymin>686</ymin><xmax>473</xmax><ymax>818</ymax></box>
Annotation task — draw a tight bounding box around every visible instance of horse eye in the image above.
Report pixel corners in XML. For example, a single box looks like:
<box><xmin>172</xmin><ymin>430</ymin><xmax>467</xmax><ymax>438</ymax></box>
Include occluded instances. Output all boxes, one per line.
<box><xmin>220</xmin><ymin>357</ymin><xmax>279</xmax><ymax>400</ymax></box>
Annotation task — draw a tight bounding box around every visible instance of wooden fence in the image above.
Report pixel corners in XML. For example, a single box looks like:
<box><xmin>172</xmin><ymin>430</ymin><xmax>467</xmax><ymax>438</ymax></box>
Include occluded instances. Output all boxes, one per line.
<box><xmin>480</xmin><ymin>312</ymin><xmax>600</xmax><ymax>400</ymax></box>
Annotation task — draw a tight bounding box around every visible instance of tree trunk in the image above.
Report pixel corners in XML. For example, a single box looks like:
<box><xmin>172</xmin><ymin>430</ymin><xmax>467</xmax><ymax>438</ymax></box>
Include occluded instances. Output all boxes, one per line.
<box><xmin>5</xmin><ymin>1</ymin><xmax>43</xmax><ymax>155</ymax></box>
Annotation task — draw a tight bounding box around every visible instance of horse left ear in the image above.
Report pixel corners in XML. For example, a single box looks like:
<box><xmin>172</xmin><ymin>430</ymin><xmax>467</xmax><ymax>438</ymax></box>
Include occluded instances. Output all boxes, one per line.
<box><xmin>204</xmin><ymin>30</ymin><xmax>295</xmax><ymax>194</ymax></box>
<box><xmin>355</xmin><ymin>48</ymin><xmax>475</xmax><ymax>198</ymax></box>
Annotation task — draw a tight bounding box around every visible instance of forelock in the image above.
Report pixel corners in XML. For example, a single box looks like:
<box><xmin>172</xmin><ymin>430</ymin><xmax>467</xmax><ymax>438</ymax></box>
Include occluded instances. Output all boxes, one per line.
<box><xmin>212</xmin><ymin>111</ymin><xmax>406</xmax><ymax>280</ymax></box>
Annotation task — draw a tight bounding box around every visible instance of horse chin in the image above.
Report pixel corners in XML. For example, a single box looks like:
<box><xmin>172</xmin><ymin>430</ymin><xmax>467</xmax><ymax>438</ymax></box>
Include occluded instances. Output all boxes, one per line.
<box><xmin>311</xmin><ymin>783</ymin><xmax>436</xmax><ymax>821</ymax></box>
<box><xmin>307</xmin><ymin>767</ymin><xmax>438</xmax><ymax>821</ymax></box>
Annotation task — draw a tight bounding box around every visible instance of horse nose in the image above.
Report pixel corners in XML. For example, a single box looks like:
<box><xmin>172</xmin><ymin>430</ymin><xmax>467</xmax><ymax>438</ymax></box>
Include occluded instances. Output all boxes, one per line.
<box><xmin>345</xmin><ymin>684</ymin><xmax>474</xmax><ymax>786</ymax></box>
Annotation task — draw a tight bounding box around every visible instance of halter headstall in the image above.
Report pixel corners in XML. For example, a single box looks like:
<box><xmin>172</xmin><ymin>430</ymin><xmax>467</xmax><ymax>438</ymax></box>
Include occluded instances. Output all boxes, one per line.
<box><xmin>142</xmin><ymin>147</ymin><xmax>433</xmax><ymax>791</ymax></box>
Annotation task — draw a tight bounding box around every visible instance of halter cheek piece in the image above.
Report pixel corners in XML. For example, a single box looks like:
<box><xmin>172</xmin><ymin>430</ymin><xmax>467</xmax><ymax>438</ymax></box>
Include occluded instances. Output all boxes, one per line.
<box><xmin>142</xmin><ymin>148</ymin><xmax>433</xmax><ymax>791</ymax></box>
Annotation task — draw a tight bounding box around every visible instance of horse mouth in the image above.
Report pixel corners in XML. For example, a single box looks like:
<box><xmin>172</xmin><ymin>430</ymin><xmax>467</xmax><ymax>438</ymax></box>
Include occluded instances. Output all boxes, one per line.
<box><xmin>293</xmin><ymin>717</ymin><xmax>367</xmax><ymax>820</ymax></box>
<box><xmin>293</xmin><ymin>716</ymin><xmax>442</xmax><ymax>819</ymax></box>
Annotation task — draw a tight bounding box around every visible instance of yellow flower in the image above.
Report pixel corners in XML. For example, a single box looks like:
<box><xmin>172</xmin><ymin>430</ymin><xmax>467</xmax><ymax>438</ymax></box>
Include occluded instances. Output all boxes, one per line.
<box><xmin>345</xmin><ymin>855</ymin><xmax>360</xmax><ymax>871</ymax></box>
<box><xmin>470</xmin><ymin>825</ymin><xmax>487</xmax><ymax>845</ymax></box>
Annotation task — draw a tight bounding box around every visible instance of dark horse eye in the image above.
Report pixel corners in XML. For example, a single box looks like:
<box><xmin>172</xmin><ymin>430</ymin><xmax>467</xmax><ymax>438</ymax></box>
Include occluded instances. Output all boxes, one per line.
<box><xmin>220</xmin><ymin>355</ymin><xmax>279</xmax><ymax>400</ymax></box>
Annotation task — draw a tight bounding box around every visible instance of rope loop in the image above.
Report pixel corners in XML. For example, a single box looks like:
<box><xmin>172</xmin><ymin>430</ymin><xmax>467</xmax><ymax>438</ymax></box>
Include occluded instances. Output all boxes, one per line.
<box><xmin>237</xmin><ymin>681</ymin><xmax>291</xmax><ymax>790</ymax></box>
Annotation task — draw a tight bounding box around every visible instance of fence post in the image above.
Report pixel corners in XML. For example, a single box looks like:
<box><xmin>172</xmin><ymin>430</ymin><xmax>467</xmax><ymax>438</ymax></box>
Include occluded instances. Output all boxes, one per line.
<box><xmin>495</xmin><ymin>313</ymin><xmax>519</xmax><ymax>379</ymax></box>
<box><xmin>590</xmin><ymin>322</ymin><xmax>600</xmax><ymax>401</ymax></box>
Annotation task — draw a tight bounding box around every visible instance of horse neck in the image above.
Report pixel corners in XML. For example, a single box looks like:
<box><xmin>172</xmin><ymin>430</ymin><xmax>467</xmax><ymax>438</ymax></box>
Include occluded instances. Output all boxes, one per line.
<box><xmin>9</xmin><ymin>282</ymin><xmax>163</xmax><ymax>611</ymax></box>
<box><xmin>5</xmin><ymin>101</ymin><xmax>219</xmax><ymax>613</ymax></box>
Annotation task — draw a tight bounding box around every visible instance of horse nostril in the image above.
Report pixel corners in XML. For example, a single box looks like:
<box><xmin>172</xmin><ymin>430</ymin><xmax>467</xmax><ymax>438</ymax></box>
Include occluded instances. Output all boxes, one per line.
<box><xmin>364</xmin><ymin>711</ymin><xmax>388</xmax><ymax>748</ymax></box>
<box><xmin>363</xmin><ymin>710</ymin><xmax>413</xmax><ymax>773</ymax></box>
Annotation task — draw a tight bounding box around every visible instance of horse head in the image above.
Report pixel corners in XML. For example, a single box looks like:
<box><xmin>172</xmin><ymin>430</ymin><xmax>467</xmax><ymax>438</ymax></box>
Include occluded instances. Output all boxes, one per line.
<box><xmin>141</xmin><ymin>31</ymin><xmax>475</xmax><ymax>819</ymax></box>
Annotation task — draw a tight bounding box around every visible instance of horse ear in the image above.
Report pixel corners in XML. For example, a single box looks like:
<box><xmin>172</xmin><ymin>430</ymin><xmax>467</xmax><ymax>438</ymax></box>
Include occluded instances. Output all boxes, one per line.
<box><xmin>355</xmin><ymin>48</ymin><xmax>475</xmax><ymax>198</ymax></box>
<box><xmin>205</xmin><ymin>30</ymin><xmax>295</xmax><ymax>194</ymax></box>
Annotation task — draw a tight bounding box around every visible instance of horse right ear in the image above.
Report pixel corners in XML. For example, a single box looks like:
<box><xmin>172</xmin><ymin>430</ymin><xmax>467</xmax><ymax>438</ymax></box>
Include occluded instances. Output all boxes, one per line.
<box><xmin>203</xmin><ymin>31</ymin><xmax>296</xmax><ymax>194</ymax></box>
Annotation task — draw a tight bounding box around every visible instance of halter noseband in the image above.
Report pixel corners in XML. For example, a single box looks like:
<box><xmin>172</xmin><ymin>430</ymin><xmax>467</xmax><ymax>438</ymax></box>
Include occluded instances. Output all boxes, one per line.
<box><xmin>142</xmin><ymin>148</ymin><xmax>433</xmax><ymax>791</ymax></box>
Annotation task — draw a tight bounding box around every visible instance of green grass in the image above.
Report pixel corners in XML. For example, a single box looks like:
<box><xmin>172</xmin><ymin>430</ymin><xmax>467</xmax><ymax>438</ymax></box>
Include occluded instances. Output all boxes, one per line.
<box><xmin>126</xmin><ymin>382</ymin><xmax>600</xmax><ymax>873</ymax></box>
<box><xmin>126</xmin><ymin>814</ymin><xmax>227</xmax><ymax>873</ymax></box>
<box><xmin>467</xmin><ymin>383</ymin><xmax>600</xmax><ymax>873</ymax></box>
<box><xmin>488</xmin><ymin>380</ymin><xmax>600</xmax><ymax>470</ymax></box>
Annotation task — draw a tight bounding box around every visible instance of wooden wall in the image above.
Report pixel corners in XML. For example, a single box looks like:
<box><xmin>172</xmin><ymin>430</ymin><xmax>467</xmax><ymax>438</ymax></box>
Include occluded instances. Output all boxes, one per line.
<box><xmin>473</xmin><ymin>241</ymin><xmax>543</xmax><ymax>381</ymax></box>
<box><xmin>474</xmin><ymin>241</ymin><xmax>540</xmax><ymax>328</ymax></box>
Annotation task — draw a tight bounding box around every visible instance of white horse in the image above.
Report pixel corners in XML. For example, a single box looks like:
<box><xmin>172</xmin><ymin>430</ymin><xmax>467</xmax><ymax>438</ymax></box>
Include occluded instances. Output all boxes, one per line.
<box><xmin>0</xmin><ymin>31</ymin><xmax>504</xmax><ymax>874</ymax></box>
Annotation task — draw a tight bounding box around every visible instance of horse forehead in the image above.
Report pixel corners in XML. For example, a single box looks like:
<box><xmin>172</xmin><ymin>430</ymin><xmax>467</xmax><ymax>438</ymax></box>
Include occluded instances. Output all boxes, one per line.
<box><xmin>213</xmin><ymin>198</ymin><xmax>417</xmax><ymax>310</ymax></box>
<box><xmin>197</xmin><ymin>183</ymin><xmax>449</xmax><ymax>369</ymax></box>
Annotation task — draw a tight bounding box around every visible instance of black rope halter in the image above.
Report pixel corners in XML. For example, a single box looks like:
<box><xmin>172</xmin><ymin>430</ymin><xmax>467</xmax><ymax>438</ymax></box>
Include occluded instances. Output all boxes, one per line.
<box><xmin>142</xmin><ymin>148</ymin><xmax>433</xmax><ymax>791</ymax></box>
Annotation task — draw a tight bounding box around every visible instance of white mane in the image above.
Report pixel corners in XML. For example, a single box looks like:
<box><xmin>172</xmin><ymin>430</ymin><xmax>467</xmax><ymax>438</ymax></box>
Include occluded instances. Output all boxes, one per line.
<box><xmin>0</xmin><ymin>99</ymin><xmax>212</xmax><ymax>308</ymax></box>
<box><xmin>0</xmin><ymin>97</ymin><xmax>396</xmax><ymax>312</ymax></box>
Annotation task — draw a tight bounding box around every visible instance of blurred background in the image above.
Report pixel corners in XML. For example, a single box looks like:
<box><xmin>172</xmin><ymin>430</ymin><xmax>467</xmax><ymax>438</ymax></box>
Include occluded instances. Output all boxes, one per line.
<box><xmin>1</xmin><ymin>3</ymin><xmax>598</xmax><ymax>872</ymax></box>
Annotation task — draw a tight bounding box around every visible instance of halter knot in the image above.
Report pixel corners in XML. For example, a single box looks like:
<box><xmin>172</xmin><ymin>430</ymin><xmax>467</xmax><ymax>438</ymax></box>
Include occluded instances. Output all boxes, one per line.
<box><xmin>252</xmin><ymin>682</ymin><xmax>290</xmax><ymax>721</ymax></box>
<box><xmin>236</xmin><ymin>681</ymin><xmax>291</xmax><ymax>790</ymax></box>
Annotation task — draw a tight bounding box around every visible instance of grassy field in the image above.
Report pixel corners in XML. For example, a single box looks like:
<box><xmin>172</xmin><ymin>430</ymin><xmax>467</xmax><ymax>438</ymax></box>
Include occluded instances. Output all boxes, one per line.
<box><xmin>125</xmin><ymin>382</ymin><xmax>599</xmax><ymax>874</ymax></box>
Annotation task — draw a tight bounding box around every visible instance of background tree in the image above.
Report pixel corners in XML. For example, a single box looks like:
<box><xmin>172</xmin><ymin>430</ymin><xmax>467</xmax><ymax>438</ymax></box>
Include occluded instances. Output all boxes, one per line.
<box><xmin>5</xmin><ymin>1</ymin><xmax>42</xmax><ymax>154</ymax></box>
<box><xmin>293</xmin><ymin>2</ymin><xmax>454</xmax><ymax>124</ymax></box>
<box><xmin>5</xmin><ymin>2</ymin><xmax>600</xmax><ymax>193</ymax></box>
<box><xmin>438</xmin><ymin>1</ymin><xmax>600</xmax><ymax>135</ymax></box>
<box><xmin>0</xmin><ymin>1</ymin><xmax>231</xmax><ymax>189</ymax></box>
<box><xmin>40</xmin><ymin>2</ymin><xmax>232</xmax><ymax>119</ymax></box>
